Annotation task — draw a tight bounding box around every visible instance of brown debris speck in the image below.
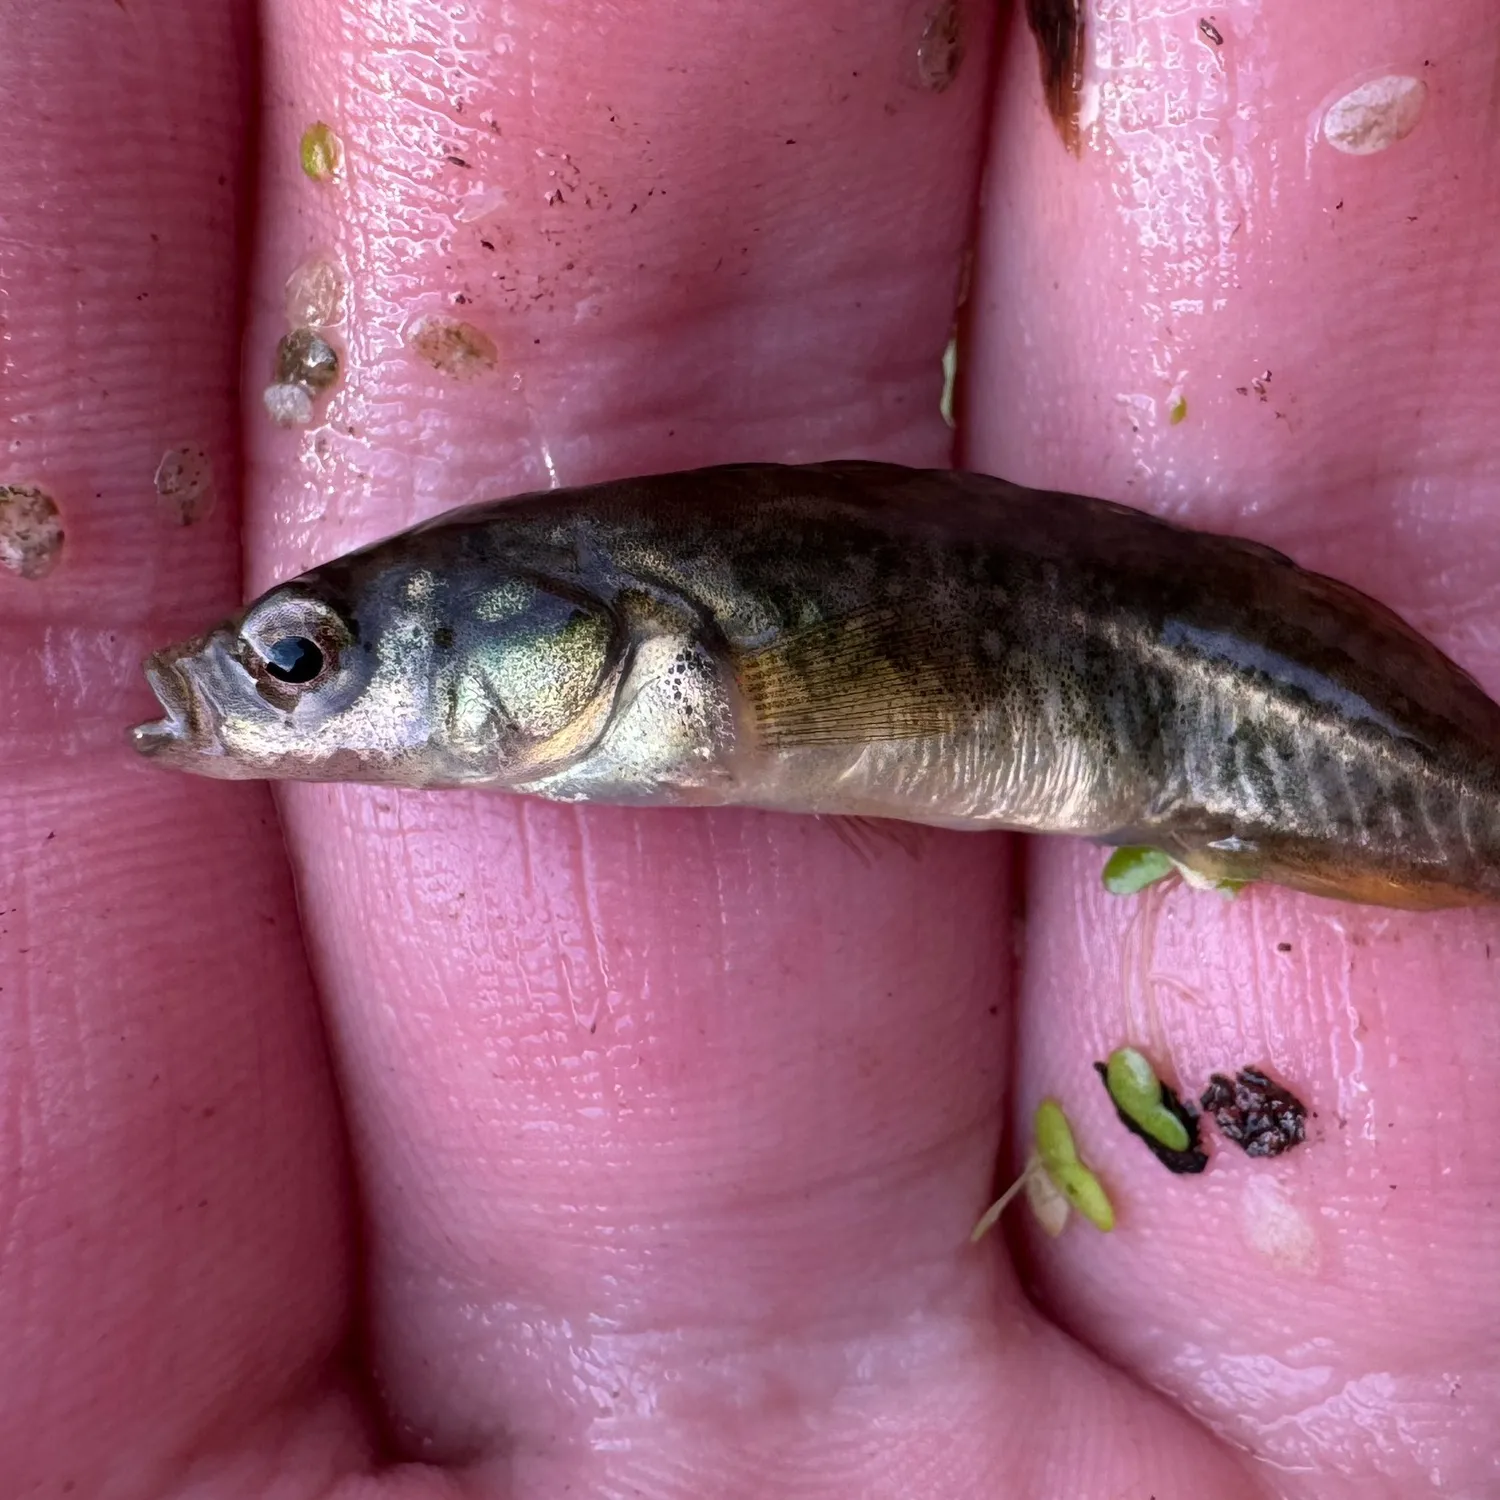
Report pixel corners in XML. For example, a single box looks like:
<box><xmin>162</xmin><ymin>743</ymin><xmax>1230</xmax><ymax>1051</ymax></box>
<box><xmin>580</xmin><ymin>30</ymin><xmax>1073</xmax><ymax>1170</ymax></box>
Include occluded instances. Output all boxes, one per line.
<box><xmin>154</xmin><ymin>445</ymin><xmax>216</xmax><ymax>526</ymax></box>
<box><xmin>0</xmin><ymin>484</ymin><xmax>64</xmax><ymax>579</ymax></box>
<box><xmin>1199</xmin><ymin>17</ymin><xmax>1224</xmax><ymax>46</ymax></box>
<box><xmin>275</xmin><ymin>327</ymin><xmax>341</xmax><ymax>394</ymax></box>
<box><xmin>406</xmin><ymin>316</ymin><xmax>499</xmax><ymax>378</ymax></box>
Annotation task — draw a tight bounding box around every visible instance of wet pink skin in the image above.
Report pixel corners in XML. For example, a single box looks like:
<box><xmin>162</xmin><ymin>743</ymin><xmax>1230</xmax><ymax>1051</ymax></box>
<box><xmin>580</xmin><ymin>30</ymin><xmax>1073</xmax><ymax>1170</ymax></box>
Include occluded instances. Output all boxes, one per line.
<box><xmin>1</xmin><ymin>2</ymin><xmax>1497</xmax><ymax>1498</ymax></box>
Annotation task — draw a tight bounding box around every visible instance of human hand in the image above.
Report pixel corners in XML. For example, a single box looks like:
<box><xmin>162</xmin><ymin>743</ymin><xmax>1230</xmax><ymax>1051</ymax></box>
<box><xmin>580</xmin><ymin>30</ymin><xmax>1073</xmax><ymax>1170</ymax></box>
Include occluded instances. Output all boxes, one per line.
<box><xmin>3</xmin><ymin>2</ymin><xmax>1496</xmax><ymax>1496</ymax></box>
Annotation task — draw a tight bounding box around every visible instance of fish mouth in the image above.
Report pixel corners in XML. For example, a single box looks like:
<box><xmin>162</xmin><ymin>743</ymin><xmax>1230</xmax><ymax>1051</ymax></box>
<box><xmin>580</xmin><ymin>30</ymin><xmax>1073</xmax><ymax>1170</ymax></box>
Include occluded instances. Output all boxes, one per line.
<box><xmin>131</xmin><ymin>652</ymin><xmax>200</xmax><ymax>758</ymax></box>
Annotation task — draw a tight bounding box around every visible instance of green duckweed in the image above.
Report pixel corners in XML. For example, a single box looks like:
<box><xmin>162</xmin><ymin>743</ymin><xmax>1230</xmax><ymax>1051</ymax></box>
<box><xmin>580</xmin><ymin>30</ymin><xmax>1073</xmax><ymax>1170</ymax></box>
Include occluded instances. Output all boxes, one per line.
<box><xmin>1034</xmin><ymin>1098</ymin><xmax>1114</xmax><ymax>1233</ymax></box>
<box><xmin>1101</xmin><ymin>846</ymin><xmax>1176</xmax><ymax>895</ymax></box>
<box><xmin>1104</xmin><ymin>1046</ymin><xmax>1192</xmax><ymax>1153</ymax></box>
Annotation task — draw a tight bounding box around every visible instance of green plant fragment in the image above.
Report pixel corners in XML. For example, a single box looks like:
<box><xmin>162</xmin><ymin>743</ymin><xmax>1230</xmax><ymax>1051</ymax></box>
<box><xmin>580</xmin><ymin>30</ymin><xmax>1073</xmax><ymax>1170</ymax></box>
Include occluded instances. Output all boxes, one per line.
<box><xmin>1034</xmin><ymin>1097</ymin><xmax>1079</xmax><ymax>1170</ymax></box>
<box><xmin>1101</xmin><ymin>845</ymin><xmax>1176</xmax><ymax>895</ymax></box>
<box><xmin>1032</xmin><ymin>1098</ymin><xmax>1115</xmax><ymax>1232</ymax></box>
<box><xmin>1050</xmin><ymin>1160</ymin><xmax>1116</xmax><ymax>1231</ymax></box>
<box><xmin>1025</xmin><ymin>1152</ymin><xmax>1070</xmax><ymax>1237</ymax></box>
<box><xmin>1104</xmin><ymin>1047</ymin><xmax>1192</xmax><ymax>1152</ymax></box>
<box><xmin>970</xmin><ymin>1167</ymin><xmax>1030</xmax><ymax>1243</ymax></box>
<box><xmin>940</xmin><ymin>333</ymin><xmax>959</xmax><ymax>429</ymax></box>
<box><xmin>301</xmin><ymin>122</ymin><xmax>341</xmax><ymax>181</ymax></box>
<box><xmin>1104</xmin><ymin>846</ymin><xmax>1251</xmax><ymax>899</ymax></box>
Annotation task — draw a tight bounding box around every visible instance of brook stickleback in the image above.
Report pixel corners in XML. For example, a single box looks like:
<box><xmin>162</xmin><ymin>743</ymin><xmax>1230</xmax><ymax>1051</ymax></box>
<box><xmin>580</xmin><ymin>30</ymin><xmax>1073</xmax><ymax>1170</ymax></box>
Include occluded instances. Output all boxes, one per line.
<box><xmin>132</xmin><ymin>461</ymin><xmax>1500</xmax><ymax>909</ymax></box>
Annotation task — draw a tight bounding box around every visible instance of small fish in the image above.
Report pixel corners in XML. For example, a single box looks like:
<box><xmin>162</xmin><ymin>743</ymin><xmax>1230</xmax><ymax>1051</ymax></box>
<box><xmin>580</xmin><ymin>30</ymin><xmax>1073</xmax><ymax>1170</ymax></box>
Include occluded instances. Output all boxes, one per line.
<box><xmin>133</xmin><ymin>461</ymin><xmax>1500</xmax><ymax>909</ymax></box>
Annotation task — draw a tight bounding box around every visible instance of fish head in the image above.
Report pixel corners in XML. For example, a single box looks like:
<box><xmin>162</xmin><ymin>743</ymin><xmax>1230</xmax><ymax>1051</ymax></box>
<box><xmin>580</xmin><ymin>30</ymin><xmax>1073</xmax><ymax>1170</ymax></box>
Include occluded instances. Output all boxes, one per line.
<box><xmin>132</xmin><ymin>576</ymin><xmax>394</xmax><ymax>781</ymax></box>
<box><xmin>132</xmin><ymin>551</ymin><xmax>629</xmax><ymax>787</ymax></box>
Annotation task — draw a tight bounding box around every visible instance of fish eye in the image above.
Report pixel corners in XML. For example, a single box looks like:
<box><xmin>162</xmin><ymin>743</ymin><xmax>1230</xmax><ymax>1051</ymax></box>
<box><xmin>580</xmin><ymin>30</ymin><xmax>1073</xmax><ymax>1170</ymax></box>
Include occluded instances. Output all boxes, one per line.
<box><xmin>264</xmin><ymin>636</ymin><xmax>325</xmax><ymax>683</ymax></box>
<box><xmin>238</xmin><ymin>589</ymin><xmax>351</xmax><ymax>700</ymax></box>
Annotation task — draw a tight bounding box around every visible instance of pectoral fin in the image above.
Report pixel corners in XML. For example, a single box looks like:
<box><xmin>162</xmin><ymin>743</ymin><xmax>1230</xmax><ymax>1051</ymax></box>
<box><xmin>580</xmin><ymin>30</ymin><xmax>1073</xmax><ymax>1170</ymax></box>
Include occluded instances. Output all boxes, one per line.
<box><xmin>733</xmin><ymin>608</ymin><xmax>981</xmax><ymax>748</ymax></box>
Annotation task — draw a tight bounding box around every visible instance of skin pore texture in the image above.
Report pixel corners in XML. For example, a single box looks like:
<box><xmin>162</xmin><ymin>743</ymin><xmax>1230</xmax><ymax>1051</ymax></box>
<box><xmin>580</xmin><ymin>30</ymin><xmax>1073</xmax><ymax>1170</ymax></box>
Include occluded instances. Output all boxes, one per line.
<box><xmin>0</xmin><ymin>2</ymin><xmax>1496</xmax><ymax>1498</ymax></box>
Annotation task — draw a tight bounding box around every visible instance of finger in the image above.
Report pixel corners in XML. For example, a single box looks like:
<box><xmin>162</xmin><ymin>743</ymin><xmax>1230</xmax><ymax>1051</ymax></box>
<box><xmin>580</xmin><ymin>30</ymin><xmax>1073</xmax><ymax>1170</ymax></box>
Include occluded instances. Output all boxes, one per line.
<box><xmin>246</xmin><ymin>0</ymin><xmax>1252</xmax><ymax>1494</ymax></box>
<box><xmin>0</xmin><ymin>3</ymin><xmax>355</xmax><ymax>1490</ymax></box>
<box><xmin>968</xmin><ymin>2</ymin><xmax>1500</xmax><ymax>1491</ymax></box>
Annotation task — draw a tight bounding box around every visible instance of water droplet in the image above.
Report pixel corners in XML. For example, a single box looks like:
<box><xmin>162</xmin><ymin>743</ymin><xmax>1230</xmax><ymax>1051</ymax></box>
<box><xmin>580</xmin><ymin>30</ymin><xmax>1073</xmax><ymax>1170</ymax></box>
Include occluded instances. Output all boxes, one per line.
<box><xmin>915</xmin><ymin>0</ymin><xmax>964</xmax><ymax>92</ymax></box>
<box><xmin>455</xmin><ymin>184</ymin><xmax>510</xmax><ymax>224</ymax></box>
<box><xmin>263</xmin><ymin>383</ymin><xmax>314</xmax><ymax>427</ymax></box>
<box><xmin>284</xmin><ymin>257</ymin><xmax>346</xmax><ymax>327</ymax></box>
